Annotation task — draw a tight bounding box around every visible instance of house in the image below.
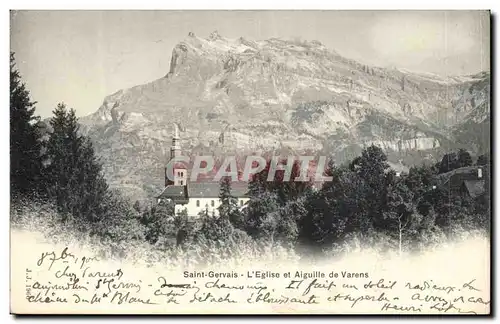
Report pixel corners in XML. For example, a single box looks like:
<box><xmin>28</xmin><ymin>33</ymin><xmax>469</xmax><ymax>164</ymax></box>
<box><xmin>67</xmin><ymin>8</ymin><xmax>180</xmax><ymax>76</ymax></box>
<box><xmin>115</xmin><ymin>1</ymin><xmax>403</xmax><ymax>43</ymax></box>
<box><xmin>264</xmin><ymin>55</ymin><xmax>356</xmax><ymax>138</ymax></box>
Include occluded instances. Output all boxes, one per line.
<box><xmin>157</xmin><ymin>124</ymin><xmax>250</xmax><ymax>216</ymax></box>
<box><xmin>438</xmin><ymin>166</ymin><xmax>487</xmax><ymax>199</ymax></box>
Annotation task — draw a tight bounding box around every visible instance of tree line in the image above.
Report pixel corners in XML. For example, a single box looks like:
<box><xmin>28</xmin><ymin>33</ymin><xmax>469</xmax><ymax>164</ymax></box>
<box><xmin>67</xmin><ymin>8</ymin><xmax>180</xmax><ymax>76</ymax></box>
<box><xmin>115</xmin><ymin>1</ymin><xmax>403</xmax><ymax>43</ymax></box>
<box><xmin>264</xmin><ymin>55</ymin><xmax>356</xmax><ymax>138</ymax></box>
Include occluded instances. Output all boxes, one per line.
<box><xmin>147</xmin><ymin>145</ymin><xmax>490</xmax><ymax>259</ymax></box>
<box><xmin>228</xmin><ymin>146</ymin><xmax>489</xmax><ymax>255</ymax></box>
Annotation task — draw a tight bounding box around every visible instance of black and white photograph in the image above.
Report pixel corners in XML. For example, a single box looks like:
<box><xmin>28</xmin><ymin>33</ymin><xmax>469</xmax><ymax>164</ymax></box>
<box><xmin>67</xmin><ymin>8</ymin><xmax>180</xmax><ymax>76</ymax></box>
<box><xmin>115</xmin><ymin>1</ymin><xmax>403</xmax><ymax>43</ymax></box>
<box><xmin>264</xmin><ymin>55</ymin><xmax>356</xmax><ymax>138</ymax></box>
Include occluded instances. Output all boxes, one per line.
<box><xmin>8</xmin><ymin>9</ymin><xmax>491</xmax><ymax>315</ymax></box>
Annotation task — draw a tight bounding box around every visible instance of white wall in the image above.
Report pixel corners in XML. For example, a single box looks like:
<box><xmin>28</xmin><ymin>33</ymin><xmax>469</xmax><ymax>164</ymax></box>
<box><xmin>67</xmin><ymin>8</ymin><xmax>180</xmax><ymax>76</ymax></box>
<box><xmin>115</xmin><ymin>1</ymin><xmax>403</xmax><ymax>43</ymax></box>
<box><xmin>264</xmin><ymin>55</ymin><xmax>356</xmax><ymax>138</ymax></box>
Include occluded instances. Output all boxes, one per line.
<box><xmin>175</xmin><ymin>197</ymin><xmax>250</xmax><ymax>216</ymax></box>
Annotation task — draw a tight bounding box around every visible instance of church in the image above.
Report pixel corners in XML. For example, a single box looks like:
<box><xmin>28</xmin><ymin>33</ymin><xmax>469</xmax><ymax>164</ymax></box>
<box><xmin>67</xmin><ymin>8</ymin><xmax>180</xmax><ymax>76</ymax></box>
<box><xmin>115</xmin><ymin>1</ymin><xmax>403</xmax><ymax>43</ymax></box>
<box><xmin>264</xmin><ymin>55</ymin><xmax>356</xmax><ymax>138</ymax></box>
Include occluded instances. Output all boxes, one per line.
<box><xmin>157</xmin><ymin>125</ymin><xmax>250</xmax><ymax>216</ymax></box>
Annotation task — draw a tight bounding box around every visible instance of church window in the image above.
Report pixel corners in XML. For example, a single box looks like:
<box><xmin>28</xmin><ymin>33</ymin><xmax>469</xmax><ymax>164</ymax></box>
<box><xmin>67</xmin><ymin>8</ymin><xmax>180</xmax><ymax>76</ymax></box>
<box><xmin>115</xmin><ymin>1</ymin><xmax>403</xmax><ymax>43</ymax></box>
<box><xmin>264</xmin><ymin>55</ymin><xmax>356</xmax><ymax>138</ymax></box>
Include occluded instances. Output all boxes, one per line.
<box><xmin>211</xmin><ymin>200</ymin><xmax>214</xmax><ymax>207</ymax></box>
<box><xmin>240</xmin><ymin>200</ymin><xmax>244</xmax><ymax>206</ymax></box>
<box><xmin>196</xmin><ymin>200</ymin><xmax>200</xmax><ymax>207</ymax></box>
<box><xmin>180</xmin><ymin>180</ymin><xmax>183</xmax><ymax>185</ymax></box>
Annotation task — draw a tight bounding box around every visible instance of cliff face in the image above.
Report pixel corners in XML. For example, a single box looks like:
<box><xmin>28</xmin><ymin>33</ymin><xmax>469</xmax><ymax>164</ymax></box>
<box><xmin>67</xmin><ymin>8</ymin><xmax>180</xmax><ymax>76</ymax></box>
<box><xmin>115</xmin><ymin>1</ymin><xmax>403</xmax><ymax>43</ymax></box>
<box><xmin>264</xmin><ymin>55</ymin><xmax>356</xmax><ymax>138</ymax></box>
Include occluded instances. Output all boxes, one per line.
<box><xmin>78</xmin><ymin>32</ymin><xmax>490</xmax><ymax>201</ymax></box>
<box><xmin>451</xmin><ymin>73</ymin><xmax>491</xmax><ymax>154</ymax></box>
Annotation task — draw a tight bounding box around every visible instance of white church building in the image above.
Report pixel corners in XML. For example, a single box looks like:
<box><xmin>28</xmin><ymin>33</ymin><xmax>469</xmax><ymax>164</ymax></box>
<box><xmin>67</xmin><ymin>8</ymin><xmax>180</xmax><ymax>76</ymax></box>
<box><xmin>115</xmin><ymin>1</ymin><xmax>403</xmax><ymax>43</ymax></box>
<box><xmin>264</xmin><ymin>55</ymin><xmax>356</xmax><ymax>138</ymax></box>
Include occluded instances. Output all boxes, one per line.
<box><xmin>157</xmin><ymin>125</ymin><xmax>249</xmax><ymax>216</ymax></box>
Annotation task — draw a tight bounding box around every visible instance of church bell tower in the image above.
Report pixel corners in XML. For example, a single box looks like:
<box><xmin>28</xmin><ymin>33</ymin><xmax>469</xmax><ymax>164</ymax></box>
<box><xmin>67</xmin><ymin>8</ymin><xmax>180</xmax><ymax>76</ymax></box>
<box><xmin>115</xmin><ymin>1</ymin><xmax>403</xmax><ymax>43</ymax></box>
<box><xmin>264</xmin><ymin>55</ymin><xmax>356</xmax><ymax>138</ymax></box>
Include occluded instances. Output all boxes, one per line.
<box><xmin>165</xmin><ymin>123</ymin><xmax>188</xmax><ymax>187</ymax></box>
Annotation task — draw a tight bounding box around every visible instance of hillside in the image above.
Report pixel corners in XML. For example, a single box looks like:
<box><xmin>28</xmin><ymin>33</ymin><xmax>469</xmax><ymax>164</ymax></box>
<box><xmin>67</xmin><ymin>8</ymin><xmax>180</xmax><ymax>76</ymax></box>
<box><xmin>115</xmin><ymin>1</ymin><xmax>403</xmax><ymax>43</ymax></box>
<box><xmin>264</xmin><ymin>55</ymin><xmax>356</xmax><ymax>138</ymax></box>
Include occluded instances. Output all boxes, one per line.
<box><xmin>74</xmin><ymin>31</ymin><xmax>490</xmax><ymax>201</ymax></box>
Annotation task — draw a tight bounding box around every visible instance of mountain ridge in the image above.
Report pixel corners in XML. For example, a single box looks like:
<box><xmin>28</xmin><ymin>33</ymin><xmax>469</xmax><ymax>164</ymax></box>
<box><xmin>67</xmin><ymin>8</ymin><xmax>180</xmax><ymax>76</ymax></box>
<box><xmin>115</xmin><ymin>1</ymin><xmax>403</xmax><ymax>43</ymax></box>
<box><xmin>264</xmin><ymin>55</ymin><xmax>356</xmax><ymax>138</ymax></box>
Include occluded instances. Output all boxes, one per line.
<box><xmin>72</xmin><ymin>31</ymin><xmax>490</xmax><ymax>201</ymax></box>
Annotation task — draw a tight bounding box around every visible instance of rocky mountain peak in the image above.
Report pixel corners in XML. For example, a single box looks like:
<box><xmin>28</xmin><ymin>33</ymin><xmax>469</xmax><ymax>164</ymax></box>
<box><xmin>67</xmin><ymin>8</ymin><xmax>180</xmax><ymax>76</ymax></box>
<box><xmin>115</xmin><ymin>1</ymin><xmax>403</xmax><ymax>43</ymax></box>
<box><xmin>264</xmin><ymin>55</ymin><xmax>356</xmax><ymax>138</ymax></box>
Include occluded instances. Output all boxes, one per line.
<box><xmin>208</xmin><ymin>30</ymin><xmax>222</xmax><ymax>41</ymax></box>
<box><xmin>78</xmin><ymin>34</ymin><xmax>490</xmax><ymax>201</ymax></box>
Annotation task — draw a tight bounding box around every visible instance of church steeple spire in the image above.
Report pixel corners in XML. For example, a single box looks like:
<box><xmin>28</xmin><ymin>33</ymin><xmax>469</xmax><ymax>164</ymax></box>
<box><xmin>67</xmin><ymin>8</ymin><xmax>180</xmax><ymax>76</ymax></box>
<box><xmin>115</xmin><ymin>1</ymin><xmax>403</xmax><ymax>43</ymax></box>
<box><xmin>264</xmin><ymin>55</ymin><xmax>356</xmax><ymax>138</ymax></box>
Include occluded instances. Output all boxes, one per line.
<box><xmin>165</xmin><ymin>123</ymin><xmax>187</xmax><ymax>187</ymax></box>
<box><xmin>170</xmin><ymin>123</ymin><xmax>181</xmax><ymax>159</ymax></box>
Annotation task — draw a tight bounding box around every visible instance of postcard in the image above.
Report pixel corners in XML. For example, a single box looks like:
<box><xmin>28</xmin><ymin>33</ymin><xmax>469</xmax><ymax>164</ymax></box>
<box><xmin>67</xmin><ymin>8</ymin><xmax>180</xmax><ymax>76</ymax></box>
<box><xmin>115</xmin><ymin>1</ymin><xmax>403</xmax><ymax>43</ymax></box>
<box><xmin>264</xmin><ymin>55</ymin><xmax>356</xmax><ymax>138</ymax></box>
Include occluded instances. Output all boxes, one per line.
<box><xmin>9</xmin><ymin>10</ymin><xmax>491</xmax><ymax>315</ymax></box>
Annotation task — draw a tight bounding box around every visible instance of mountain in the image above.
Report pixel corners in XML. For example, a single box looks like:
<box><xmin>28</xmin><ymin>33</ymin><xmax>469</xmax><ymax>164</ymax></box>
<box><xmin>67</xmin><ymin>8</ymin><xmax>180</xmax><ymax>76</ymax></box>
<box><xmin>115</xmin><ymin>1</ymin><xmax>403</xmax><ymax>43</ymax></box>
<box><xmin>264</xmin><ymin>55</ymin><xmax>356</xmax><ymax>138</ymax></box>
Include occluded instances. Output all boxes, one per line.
<box><xmin>76</xmin><ymin>31</ymin><xmax>490</xmax><ymax>201</ymax></box>
<box><xmin>450</xmin><ymin>72</ymin><xmax>491</xmax><ymax>153</ymax></box>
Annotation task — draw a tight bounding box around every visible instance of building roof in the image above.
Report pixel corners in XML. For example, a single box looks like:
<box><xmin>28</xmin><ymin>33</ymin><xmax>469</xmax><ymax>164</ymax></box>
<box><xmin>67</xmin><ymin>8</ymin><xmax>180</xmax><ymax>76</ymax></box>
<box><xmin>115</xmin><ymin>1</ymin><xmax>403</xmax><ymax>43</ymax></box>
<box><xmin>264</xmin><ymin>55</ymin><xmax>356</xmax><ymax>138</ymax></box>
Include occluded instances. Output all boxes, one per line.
<box><xmin>438</xmin><ymin>166</ymin><xmax>483</xmax><ymax>187</ymax></box>
<box><xmin>463</xmin><ymin>180</ymin><xmax>486</xmax><ymax>198</ymax></box>
<box><xmin>187</xmin><ymin>182</ymin><xmax>249</xmax><ymax>198</ymax></box>
<box><xmin>437</xmin><ymin>166</ymin><xmax>486</xmax><ymax>198</ymax></box>
<box><xmin>158</xmin><ymin>182</ymin><xmax>249</xmax><ymax>199</ymax></box>
<box><xmin>158</xmin><ymin>185</ymin><xmax>188</xmax><ymax>200</ymax></box>
<box><xmin>171</xmin><ymin>162</ymin><xmax>188</xmax><ymax>169</ymax></box>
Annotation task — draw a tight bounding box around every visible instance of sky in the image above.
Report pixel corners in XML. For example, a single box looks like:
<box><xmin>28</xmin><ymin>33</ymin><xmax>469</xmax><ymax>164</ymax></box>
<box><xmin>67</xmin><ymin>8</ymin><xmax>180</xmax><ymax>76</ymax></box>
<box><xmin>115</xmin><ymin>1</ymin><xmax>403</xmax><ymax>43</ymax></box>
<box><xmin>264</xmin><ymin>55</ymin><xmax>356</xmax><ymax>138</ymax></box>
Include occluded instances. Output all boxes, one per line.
<box><xmin>10</xmin><ymin>10</ymin><xmax>490</xmax><ymax>118</ymax></box>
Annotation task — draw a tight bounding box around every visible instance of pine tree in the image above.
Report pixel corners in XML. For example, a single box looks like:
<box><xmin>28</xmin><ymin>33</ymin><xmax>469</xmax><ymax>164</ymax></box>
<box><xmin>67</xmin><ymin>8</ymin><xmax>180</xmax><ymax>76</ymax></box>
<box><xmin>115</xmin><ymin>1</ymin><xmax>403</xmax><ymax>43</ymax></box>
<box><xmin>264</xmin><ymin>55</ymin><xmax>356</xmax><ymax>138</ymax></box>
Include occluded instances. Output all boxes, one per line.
<box><xmin>457</xmin><ymin>148</ymin><xmax>473</xmax><ymax>168</ymax></box>
<box><xmin>196</xmin><ymin>202</ymin><xmax>234</xmax><ymax>246</ymax></box>
<box><xmin>245</xmin><ymin>190</ymin><xmax>279</xmax><ymax>239</ymax></box>
<box><xmin>218</xmin><ymin>176</ymin><xmax>243</xmax><ymax>228</ymax></box>
<box><xmin>350</xmin><ymin>145</ymin><xmax>391</xmax><ymax>230</ymax></box>
<box><xmin>438</xmin><ymin>152</ymin><xmax>460</xmax><ymax>174</ymax></box>
<box><xmin>10</xmin><ymin>52</ymin><xmax>44</xmax><ymax>200</ymax></box>
<box><xmin>476</xmin><ymin>153</ymin><xmax>490</xmax><ymax>166</ymax></box>
<box><xmin>45</xmin><ymin>103</ymin><xmax>109</xmax><ymax>222</ymax></box>
<box><xmin>141</xmin><ymin>200</ymin><xmax>175</xmax><ymax>244</ymax></box>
